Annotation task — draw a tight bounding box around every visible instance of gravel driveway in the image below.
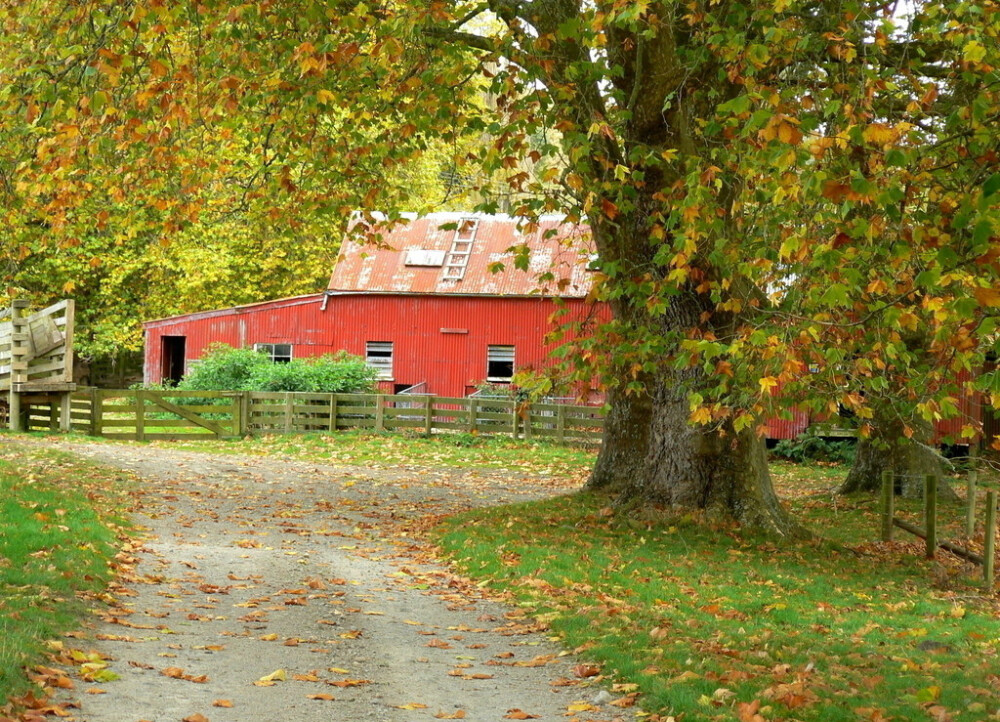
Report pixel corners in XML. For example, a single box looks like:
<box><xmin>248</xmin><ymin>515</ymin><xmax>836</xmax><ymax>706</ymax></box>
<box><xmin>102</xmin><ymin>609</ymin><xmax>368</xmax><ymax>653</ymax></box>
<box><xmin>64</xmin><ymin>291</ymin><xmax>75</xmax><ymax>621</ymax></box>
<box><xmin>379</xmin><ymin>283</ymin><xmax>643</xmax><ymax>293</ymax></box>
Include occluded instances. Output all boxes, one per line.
<box><xmin>34</xmin><ymin>440</ymin><xmax>634</xmax><ymax>722</ymax></box>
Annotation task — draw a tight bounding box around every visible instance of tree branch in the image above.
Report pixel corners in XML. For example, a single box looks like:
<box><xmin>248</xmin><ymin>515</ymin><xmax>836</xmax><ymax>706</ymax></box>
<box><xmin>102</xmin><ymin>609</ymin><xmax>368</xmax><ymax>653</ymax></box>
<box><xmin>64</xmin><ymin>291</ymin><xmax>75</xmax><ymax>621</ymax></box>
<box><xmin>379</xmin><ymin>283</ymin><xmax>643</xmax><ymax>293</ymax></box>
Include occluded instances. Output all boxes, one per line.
<box><xmin>422</xmin><ymin>27</ymin><xmax>495</xmax><ymax>52</ymax></box>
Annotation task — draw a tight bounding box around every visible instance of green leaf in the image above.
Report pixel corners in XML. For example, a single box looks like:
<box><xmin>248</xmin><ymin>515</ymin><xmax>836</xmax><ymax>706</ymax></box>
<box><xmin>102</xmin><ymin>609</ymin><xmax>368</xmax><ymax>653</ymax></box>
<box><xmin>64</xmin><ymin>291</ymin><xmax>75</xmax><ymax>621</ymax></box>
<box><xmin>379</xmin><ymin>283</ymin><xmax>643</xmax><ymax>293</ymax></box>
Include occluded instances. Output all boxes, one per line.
<box><xmin>983</xmin><ymin>173</ymin><xmax>1000</xmax><ymax>199</ymax></box>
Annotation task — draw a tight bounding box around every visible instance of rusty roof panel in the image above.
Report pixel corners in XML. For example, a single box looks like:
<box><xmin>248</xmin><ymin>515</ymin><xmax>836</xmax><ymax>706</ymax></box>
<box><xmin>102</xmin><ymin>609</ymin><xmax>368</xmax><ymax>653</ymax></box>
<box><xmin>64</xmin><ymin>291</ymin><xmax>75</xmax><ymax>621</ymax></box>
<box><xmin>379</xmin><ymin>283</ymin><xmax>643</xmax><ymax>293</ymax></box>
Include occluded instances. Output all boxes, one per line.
<box><xmin>329</xmin><ymin>214</ymin><xmax>595</xmax><ymax>297</ymax></box>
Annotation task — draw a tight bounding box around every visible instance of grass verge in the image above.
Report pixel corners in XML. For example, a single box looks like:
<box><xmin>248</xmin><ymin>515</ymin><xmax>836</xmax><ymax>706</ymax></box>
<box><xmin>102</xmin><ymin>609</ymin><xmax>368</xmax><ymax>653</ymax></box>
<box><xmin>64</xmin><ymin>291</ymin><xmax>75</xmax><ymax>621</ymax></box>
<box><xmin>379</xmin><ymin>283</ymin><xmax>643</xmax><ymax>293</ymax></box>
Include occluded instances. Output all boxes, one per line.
<box><xmin>119</xmin><ymin>428</ymin><xmax>598</xmax><ymax>478</ymax></box>
<box><xmin>436</xmin><ymin>464</ymin><xmax>1000</xmax><ymax>722</ymax></box>
<box><xmin>0</xmin><ymin>443</ymin><xmax>129</xmax><ymax>705</ymax></box>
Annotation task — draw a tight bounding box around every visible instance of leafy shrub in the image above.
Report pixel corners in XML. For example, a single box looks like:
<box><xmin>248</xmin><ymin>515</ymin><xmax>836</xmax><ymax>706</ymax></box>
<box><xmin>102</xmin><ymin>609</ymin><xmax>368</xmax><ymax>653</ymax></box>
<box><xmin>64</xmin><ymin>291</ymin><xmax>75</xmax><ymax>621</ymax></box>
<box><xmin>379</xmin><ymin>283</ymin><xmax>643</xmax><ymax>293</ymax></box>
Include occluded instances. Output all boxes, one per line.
<box><xmin>771</xmin><ymin>432</ymin><xmax>856</xmax><ymax>464</ymax></box>
<box><xmin>179</xmin><ymin>344</ymin><xmax>378</xmax><ymax>394</ymax></box>
<box><xmin>180</xmin><ymin>344</ymin><xmax>266</xmax><ymax>392</ymax></box>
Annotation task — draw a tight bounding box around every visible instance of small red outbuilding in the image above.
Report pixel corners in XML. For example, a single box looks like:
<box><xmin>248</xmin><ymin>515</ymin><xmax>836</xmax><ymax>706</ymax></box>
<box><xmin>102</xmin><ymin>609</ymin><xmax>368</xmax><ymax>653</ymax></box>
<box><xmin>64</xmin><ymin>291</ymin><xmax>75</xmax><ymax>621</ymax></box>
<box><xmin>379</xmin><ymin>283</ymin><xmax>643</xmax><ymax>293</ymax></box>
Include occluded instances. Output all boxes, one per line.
<box><xmin>143</xmin><ymin>213</ymin><xmax>606</xmax><ymax>398</ymax></box>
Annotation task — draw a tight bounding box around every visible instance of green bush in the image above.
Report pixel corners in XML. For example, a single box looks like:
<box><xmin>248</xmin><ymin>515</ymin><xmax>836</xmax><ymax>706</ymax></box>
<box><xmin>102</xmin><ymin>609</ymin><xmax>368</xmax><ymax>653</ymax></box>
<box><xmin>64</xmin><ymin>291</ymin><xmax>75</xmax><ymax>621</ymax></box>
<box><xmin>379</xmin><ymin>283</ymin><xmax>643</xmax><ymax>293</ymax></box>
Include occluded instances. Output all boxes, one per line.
<box><xmin>179</xmin><ymin>344</ymin><xmax>378</xmax><ymax>394</ymax></box>
<box><xmin>180</xmin><ymin>344</ymin><xmax>266</xmax><ymax>391</ymax></box>
<box><xmin>771</xmin><ymin>432</ymin><xmax>856</xmax><ymax>464</ymax></box>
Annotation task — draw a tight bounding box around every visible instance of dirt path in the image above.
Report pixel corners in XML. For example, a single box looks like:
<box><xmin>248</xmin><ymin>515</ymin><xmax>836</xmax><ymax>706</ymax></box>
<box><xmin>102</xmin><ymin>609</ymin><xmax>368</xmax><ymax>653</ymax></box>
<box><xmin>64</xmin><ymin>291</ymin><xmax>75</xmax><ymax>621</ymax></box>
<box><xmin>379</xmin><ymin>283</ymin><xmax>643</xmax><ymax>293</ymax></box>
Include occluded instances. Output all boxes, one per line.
<box><xmin>37</xmin><ymin>440</ymin><xmax>632</xmax><ymax>722</ymax></box>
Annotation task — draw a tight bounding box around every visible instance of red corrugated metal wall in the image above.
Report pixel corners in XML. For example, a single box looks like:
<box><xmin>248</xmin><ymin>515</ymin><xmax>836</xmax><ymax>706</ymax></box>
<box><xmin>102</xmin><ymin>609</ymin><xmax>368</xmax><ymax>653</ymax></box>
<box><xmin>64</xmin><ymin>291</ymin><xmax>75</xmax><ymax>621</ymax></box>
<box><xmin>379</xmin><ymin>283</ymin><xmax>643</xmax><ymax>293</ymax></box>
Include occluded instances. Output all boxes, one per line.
<box><xmin>144</xmin><ymin>293</ymin><xmax>604</xmax><ymax>398</ymax></box>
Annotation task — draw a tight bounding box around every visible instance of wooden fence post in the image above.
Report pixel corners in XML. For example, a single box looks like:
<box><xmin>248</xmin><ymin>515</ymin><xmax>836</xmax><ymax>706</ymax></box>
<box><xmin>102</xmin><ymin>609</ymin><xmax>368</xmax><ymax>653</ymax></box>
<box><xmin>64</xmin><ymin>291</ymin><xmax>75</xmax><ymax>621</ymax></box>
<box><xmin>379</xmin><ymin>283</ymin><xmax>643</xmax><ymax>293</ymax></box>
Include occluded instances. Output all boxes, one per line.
<box><xmin>58</xmin><ymin>392</ymin><xmax>72</xmax><ymax>432</ymax></box>
<box><xmin>284</xmin><ymin>392</ymin><xmax>293</xmax><ymax>433</ymax></box>
<box><xmin>985</xmin><ymin>491</ymin><xmax>996</xmax><ymax>589</ymax></box>
<box><xmin>8</xmin><ymin>300</ymin><xmax>29</xmax><ymax>432</ymax></box>
<box><xmin>511</xmin><ymin>402</ymin><xmax>518</xmax><ymax>439</ymax></box>
<box><xmin>93</xmin><ymin>389</ymin><xmax>104</xmax><ymax>437</ymax></box>
<box><xmin>925</xmin><ymin>474</ymin><xmax>938</xmax><ymax>559</ymax></box>
<box><xmin>328</xmin><ymin>394</ymin><xmax>338</xmax><ymax>433</ymax></box>
<box><xmin>424</xmin><ymin>396</ymin><xmax>433</xmax><ymax>437</ymax></box>
<box><xmin>375</xmin><ymin>394</ymin><xmax>385</xmax><ymax>431</ymax></box>
<box><xmin>557</xmin><ymin>404</ymin><xmax>566</xmax><ymax>444</ymax></box>
<box><xmin>228</xmin><ymin>393</ymin><xmax>242</xmax><ymax>437</ymax></box>
<box><xmin>135</xmin><ymin>390</ymin><xmax>145</xmax><ymax>442</ymax></box>
<box><xmin>468</xmin><ymin>397</ymin><xmax>477</xmax><ymax>433</ymax></box>
<box><xmin>881</xmin><ymin>471</ymin><xmax>894</xmax><ymax>542</ymax></box>
<box><xmin>966</xmin><ymin>470</ymin><xmax>978</xmax><ymax>540</ymax></box>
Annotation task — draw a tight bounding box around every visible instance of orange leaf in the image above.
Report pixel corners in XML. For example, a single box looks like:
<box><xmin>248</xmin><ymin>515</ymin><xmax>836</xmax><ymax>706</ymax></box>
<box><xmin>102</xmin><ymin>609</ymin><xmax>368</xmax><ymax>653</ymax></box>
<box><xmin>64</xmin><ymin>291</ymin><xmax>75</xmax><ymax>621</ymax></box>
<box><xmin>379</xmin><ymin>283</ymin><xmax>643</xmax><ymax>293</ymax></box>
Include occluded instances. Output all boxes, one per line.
<box><xmin>737</xmin><ymin>699</ymin><xmax>766</xmax><ymax>722</ymax></box>
<box><xmin>182</xmin><ymin>715</ymin><xmax>209</xmax><ymax>722</ymax></box>
<box><xmin>504</xmin><ymin>710</ymin><xmax>540</xmax><ymax>720</ymax></box>
<box><xmin>211</xmin><ymin>700</ymin><xmax>232</xmax><ymax>708</ymax></box>
<box><xmin>435</xmin><ymin>711</ymin><xmax>466</xmax><ymax>720</ymax></box>
<box><xmin>327</xmin><ymin>679</ymin><xmax>371</xmax><ymax>688</ymax></box>
<box><xmin>973</xmin><ymin>286</ymin><xmax>1000</xmax><ymax>307</ymax></box>
<box><xmin>307</xmin><ymin>694</ymin><xmax>336</xmax><ymax>701</ymax></box>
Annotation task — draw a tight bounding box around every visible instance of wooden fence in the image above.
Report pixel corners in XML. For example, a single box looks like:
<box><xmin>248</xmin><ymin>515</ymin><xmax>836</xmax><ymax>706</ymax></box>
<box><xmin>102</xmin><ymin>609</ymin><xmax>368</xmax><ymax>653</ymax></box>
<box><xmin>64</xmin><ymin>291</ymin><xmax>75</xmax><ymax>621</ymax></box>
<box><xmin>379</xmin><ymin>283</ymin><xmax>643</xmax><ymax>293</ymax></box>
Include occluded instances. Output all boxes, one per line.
<box><xmin>21</xmin><ymin>389</ymin><xmax>605</xmax><ymax>444</ymax></box>
<box><xmin>880</xmin><ymin>471</ymin><xmax>997</xmax><ymax>588</ymax></box>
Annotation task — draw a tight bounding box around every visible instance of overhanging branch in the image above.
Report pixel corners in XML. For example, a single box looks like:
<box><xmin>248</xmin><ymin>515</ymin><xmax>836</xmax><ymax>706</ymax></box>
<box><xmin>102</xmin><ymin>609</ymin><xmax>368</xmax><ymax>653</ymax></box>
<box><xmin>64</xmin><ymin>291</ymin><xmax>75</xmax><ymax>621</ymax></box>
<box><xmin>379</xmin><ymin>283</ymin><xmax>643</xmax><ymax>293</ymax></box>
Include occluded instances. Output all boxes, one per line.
<box><xmin>423</xmin><ymin>27</ymin><xmax>496</xmax><ymax>53</ymax></box>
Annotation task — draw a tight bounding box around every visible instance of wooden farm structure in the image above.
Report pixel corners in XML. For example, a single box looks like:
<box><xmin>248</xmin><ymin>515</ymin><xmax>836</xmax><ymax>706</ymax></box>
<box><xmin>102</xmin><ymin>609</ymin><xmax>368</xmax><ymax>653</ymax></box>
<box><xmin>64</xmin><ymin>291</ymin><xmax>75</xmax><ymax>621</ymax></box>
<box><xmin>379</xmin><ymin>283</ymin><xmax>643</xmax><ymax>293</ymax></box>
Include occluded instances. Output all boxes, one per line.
<box><xmin>0</xmin><ymin>299</ymin><xmax>76</xmax><ymax>431</ymax></box>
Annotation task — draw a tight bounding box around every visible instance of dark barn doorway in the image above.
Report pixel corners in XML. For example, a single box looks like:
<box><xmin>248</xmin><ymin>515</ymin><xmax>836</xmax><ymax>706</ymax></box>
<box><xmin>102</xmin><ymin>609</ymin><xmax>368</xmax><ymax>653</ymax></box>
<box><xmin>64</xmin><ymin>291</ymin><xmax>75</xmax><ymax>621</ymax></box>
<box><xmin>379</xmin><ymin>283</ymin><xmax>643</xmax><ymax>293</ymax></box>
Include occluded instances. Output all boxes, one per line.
<box><xmin>161</xmin><ymin>336</ymin><xmax>186</xmax><ymax>386</ymax></box>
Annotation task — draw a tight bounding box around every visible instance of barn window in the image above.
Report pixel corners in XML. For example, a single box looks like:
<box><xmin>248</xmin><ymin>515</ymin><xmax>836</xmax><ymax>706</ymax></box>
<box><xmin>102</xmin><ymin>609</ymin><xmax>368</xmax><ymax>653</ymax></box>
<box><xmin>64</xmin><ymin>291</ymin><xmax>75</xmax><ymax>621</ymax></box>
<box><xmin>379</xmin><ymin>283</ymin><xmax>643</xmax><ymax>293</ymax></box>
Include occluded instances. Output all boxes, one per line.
<box><xmin>486</xmin><ymin>345</ymin><xmax>515</xmax><ymax>383</ymax></box>
<box><xmin>254</xmin><ymin>343</ymin><xmax>293</xmax><ymax>363</ymax></box>
<box><xmin>366</xmin><ymin>341</ymin><xmax>394</xmax><ymax>379</ymax></box>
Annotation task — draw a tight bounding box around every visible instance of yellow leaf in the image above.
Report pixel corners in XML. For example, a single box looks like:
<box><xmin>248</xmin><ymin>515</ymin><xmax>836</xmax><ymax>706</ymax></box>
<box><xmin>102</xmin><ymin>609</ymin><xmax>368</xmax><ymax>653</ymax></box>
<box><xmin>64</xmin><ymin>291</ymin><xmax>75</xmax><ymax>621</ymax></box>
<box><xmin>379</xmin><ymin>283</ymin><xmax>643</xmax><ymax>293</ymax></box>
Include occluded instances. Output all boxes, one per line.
<box><xmin>862</xmin><ymin>123</ymin><xmax>895</xmax><ymax>145</ymax></box>
<box><xmin>758</xmin><ymin>376</ymin><xmax>779</xmax><ymax>395</ymax></box>
<box><xmin>317</xmin><ymin>89</ymin><xmax>336</xmax><ymax>105</ymax></box>
<box><xmin>257</xmin><ymin>669</ymin><xmax>286</xmax><ymax>683</ymax></box>
<box><xmin>690</xmin><ymin>406</ymin><xmax>712</xmax><ymax>425</ymax></box>
<box><xmin>776</xmin><ymin>120</ymin><xmax>802</xmax><ymax>146</ymax></box>
<box><xmin>395</xmin><ymin>703</ymin><xmax>428</xmax><ymax>710</ymax></box>
<box><xmin>963</xmin><ymin>40</ymin><xmax>987</xmax><ymax>63</ymax></box>
<box><xmin>671</xmin><ymin>670</ymin><xmax>702</xmax><ymax>683</ymax></box>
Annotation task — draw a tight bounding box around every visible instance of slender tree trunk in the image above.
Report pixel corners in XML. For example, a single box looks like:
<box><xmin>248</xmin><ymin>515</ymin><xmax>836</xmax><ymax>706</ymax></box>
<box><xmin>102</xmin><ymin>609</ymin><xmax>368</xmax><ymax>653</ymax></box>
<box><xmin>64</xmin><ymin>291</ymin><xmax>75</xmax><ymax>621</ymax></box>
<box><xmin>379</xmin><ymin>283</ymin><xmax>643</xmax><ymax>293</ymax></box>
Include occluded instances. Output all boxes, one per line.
<box><xmin>839</xmin><ymin>418</ymin><xmax>954</xmax><ymax>499</ymax></box>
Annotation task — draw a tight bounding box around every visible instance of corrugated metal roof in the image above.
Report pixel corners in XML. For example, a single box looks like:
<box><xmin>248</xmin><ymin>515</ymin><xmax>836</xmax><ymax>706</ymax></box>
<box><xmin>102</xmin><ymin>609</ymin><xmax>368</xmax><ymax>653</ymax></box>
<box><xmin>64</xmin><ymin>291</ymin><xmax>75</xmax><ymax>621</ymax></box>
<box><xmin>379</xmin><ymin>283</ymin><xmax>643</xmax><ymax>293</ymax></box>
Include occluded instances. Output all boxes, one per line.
<box><xmin>143</xmin><ymin>293</ymin><xmax>324</xmax><ymax>328</ymax></box>
<box><xmin>328</xmin><ymin>213</ymin><xmax>596</xmax><ymax>297</ymax></box>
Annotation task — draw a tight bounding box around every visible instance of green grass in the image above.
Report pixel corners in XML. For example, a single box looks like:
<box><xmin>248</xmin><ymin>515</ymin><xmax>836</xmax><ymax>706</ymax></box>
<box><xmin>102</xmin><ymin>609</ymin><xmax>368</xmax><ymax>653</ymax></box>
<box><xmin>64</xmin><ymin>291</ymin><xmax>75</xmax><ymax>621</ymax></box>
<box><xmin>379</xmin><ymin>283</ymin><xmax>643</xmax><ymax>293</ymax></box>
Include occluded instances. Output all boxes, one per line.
<box><xmin>0</xmin><ymin>445</ymin><xmax>128</xmax><ymax>704</ymax></box>
<box><xmin>436</xmin><ymin>462</ymin><xmax>1000</xmax><ymax>722</ymax></box>
<box><xmin>135</xmin><ymin>429</ymin><xmax>599</xmax><ymax>478</ymax></box>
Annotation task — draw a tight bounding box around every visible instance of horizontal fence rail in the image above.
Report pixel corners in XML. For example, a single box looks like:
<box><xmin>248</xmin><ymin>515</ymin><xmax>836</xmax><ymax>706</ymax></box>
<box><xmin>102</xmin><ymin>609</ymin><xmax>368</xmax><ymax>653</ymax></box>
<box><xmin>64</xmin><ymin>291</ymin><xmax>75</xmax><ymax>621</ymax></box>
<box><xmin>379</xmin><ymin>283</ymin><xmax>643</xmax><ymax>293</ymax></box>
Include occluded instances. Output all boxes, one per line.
<box><xmin>30</xmin><ymin>390</ymin><xmax>605</xmax><ymax>444</ymax></box>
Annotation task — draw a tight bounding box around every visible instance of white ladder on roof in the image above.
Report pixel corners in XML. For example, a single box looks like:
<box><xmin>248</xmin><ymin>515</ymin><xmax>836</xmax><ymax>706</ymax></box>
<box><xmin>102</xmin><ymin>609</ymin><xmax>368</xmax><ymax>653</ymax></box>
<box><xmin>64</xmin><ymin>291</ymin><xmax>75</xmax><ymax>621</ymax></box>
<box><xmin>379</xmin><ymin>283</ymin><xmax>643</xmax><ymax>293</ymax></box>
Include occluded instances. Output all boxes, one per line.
<box><xmin>442</xmin><ymin>218</ymin><xmax>479</xmax><ymax>280</ymax></box>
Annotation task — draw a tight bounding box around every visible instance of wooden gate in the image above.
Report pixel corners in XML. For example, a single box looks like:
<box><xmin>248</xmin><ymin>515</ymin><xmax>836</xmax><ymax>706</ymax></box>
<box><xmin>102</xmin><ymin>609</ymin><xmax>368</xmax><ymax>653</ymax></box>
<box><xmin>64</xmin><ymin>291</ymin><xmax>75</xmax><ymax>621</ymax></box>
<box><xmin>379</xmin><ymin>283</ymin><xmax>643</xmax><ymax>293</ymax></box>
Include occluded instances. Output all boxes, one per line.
<box><xmin>80</xmin><ymin>390</ymin><xmax>241</xmax><ymax>441</ymax></box>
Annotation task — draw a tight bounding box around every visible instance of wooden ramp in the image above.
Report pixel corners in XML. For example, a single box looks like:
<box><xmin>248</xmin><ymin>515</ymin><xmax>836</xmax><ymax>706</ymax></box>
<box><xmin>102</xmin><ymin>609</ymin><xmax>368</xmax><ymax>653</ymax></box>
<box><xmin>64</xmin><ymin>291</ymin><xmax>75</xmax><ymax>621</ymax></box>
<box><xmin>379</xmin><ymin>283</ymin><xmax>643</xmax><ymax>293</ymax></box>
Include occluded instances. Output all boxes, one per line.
<box><xmin>1</xmin><ymin>299</ymin><xmax>76</xmax><ymax>431</ymax></box>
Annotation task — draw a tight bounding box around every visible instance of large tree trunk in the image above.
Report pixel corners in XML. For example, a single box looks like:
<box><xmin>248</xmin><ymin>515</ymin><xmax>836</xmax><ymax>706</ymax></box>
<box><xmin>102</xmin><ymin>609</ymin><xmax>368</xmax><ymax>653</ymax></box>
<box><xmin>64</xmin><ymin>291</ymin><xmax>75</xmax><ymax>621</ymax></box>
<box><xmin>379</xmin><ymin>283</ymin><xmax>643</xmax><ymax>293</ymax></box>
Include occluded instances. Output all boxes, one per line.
<box><xmin>839</xmin><ymin>418</ymin><xmax>954</xmax><ymax>499</ymax></box>
<box><xmin>589</xmin><ymin>283</ymin><xmax>801</xmax><ymax>536</ymax></box>
<box><xmin>587</xmin><ymin>381</ymin><xmax>653</xmax><ymax>494</ymax></box>
<box><xmin>615</xmin><ymin>366</ymin><xmax>802</xmax><ymax>537</ymax></box>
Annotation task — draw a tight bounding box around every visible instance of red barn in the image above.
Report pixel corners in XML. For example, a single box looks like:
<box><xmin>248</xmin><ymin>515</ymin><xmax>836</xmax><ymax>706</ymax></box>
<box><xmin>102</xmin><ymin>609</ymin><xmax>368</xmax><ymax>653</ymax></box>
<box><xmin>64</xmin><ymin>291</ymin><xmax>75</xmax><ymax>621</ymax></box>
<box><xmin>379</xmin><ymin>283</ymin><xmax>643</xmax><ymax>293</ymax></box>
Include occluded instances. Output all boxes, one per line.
<box><xmin>143</xmin><ymin>214</ymin><xmax>607</xmax><ymax>398</ymax></box>
<box><xmin>143</xmin><ymin>212</ymin><xmax>987</xmax><ymax>445</ymax></box>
